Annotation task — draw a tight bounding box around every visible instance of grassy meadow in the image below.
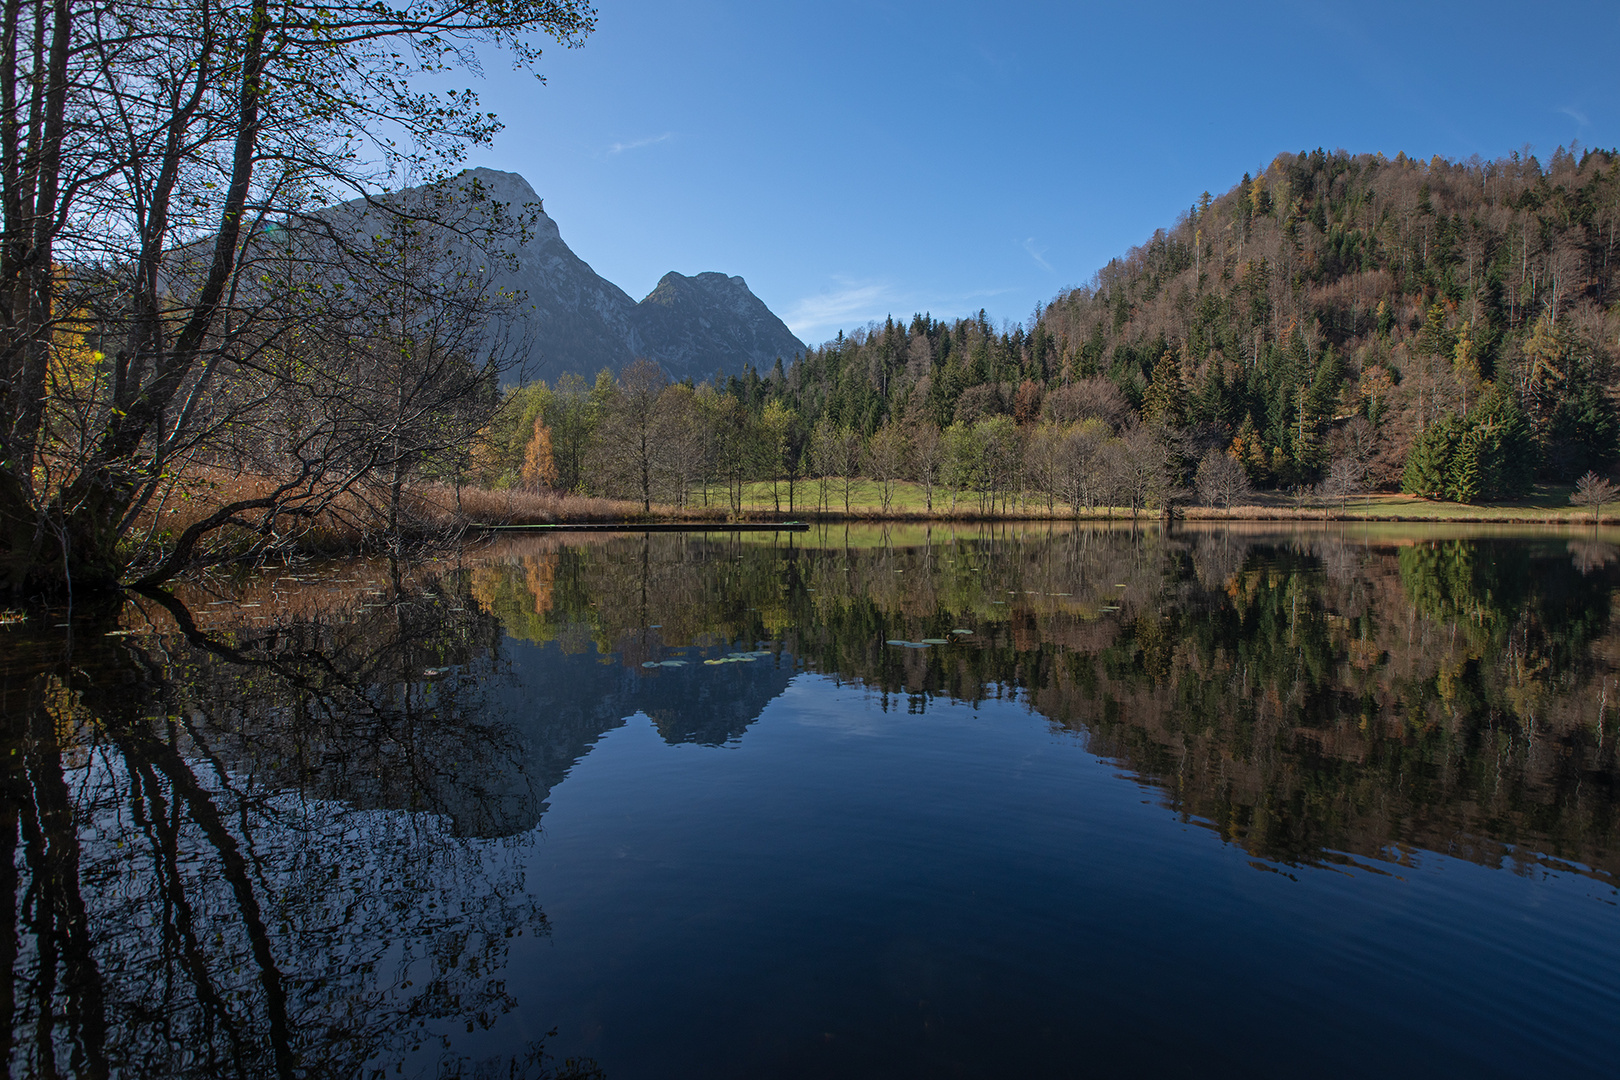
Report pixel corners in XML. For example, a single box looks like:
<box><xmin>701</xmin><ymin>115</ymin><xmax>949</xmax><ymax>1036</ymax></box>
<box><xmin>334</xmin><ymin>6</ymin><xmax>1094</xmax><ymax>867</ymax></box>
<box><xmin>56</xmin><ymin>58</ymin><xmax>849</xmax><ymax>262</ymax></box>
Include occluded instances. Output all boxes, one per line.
<box><xmin>677</xmin><ymin>478</ymin><xmax>1611</xmax><ymax>525</ymax></box>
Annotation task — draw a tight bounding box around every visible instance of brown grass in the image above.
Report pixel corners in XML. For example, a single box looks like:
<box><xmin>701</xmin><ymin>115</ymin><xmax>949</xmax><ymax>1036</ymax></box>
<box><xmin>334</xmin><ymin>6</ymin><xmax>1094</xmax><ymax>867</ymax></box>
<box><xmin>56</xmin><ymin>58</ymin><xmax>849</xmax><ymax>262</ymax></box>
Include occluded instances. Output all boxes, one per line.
<box><xmin>128</xmin><ymin>470</ymin><xmax>739</xmax><ymax>571</ymax></box>
<box><xmin>423</xmin><ymin>484</ymin><xmax>724</xmax><ymax>526</ymax></box>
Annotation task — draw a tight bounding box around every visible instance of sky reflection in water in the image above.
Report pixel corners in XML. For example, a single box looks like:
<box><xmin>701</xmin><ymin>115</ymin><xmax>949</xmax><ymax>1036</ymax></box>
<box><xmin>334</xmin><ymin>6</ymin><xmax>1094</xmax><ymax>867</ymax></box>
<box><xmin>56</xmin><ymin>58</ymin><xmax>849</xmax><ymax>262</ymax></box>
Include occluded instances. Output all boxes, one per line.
<box><xmin>4</xmin><ymin>523</ymin><xmax>1620</xmax><ymax>1078</ymax></box>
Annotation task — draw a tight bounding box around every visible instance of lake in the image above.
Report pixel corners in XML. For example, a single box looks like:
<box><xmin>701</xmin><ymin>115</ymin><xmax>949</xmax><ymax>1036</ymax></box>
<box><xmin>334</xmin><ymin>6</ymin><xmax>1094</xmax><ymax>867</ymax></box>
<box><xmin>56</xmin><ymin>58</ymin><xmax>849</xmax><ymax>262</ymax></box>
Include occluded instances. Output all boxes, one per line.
<box><xmin>3</xmin><ymin>523</ymin><xmax>1618</xmax><ymax>1079</ymax></box>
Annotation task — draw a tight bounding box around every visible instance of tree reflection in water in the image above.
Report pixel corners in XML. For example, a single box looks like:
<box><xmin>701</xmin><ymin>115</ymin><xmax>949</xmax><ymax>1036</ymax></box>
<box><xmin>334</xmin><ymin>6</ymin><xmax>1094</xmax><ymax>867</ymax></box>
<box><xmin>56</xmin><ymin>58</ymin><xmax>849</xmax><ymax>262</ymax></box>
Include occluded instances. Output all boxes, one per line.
<box><xmin>474</xmin><ymin>524</ymin><xmax>1620</xmax><ymax>881</ymax></box>
<box><xmin>5</xmin><ymin>525</ymin><xmax>1620</xmax><ymax>1077</ymax></box>
<box><xmin>0</xmin><ymin>561</ymin><xmax>601</xmax><ymax>1079</ymax></box>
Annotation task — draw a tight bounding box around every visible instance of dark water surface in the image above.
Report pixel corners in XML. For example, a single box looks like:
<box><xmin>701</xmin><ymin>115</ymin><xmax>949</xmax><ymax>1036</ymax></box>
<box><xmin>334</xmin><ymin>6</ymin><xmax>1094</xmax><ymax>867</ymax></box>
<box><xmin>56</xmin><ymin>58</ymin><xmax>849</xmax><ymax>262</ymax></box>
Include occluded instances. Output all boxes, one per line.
<box><xmin>4</xmin><ymin>523</ymin><xmax>1620</xmax><ymax>1078</ymax></box>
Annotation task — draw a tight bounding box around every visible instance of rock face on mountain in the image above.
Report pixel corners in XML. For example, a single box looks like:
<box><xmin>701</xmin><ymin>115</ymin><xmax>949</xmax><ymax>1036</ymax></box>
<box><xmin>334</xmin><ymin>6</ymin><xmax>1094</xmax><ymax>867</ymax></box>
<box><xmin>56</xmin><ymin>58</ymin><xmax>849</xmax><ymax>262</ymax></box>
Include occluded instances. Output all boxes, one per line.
<box><xmin>447</xmin><ymin>169</ymin><xmax>804</xmax><ymax>383</ymax></box>
<box><xmin>633</xmin><ymin>271</ymin><xmax>802</xmax><ymax>383</ymax></box>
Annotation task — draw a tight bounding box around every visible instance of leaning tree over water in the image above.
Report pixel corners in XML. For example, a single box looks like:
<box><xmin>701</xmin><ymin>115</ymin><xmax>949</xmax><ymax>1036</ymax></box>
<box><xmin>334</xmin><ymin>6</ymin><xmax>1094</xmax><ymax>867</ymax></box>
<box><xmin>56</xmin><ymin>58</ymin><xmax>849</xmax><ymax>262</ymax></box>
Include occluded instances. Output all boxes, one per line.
<box><xmin>0</xmin><ymin>0</ymin><xmax>595</xmax><ymax>599</ymax></box>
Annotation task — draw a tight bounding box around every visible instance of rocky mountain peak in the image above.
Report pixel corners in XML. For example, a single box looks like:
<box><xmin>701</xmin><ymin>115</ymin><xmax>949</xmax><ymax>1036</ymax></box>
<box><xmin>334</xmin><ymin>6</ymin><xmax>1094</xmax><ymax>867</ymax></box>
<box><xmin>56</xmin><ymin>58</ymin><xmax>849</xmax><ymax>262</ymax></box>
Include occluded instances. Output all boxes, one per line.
<box><xmin>430</xmin><ymin>170</ymin><xmax>803</xmax><ymax>384</ymax></box>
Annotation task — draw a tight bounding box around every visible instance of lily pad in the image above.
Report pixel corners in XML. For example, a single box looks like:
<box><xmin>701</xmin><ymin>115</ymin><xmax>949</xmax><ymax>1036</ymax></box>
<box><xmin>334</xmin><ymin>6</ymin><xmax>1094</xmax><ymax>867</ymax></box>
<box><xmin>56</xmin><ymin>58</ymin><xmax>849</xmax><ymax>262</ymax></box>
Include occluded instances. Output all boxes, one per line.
<box><xmin>950</xmin><ymin>629</ymin><xmax>973</xmax><ymax>635</ymax></box>
<box><xmin>660</xmin><ymin>660</ymin><xmax>688</xmax><ymax>667</ymax></box>
<box><xmin>921</xmin><ymin>638</ymin><xmax>949</xmax><ymax>645</ymax></box>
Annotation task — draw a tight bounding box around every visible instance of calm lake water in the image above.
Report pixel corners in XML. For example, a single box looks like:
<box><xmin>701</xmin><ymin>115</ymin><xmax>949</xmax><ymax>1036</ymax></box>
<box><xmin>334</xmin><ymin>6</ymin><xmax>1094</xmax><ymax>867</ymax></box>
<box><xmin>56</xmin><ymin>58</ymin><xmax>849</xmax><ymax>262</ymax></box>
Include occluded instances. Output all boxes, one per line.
<box><xmin>4</xmin><ymin>523</ymin><xmax>1620</xmax><ymax>1078</ymax></box>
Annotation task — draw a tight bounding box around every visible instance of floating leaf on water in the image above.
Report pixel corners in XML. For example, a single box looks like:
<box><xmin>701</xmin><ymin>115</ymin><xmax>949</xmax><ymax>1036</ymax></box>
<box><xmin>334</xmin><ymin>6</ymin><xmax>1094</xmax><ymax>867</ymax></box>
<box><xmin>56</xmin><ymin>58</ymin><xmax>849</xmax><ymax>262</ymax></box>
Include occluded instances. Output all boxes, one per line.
<box><xmin>703</xmin><ymin>658</ymin><xmax>727</xmax><ymax>665</ymax></box>
<box><xmin>885</xmin><ymin>639</ymin><xmax>910</xmax><ymax>646</ymax></box>
<box><xmin>423</xmin><ymin>667</ymin><xmax>452</xmax><ymax>678</ymax></box>
<box><xmin>921</xmin><ymin>638</ymin><xmax>949</xmax><ymax>645</ymax></box>
<box><xmin>1101</xmin><ymin>606</ymin><xmax>1120</xmax><ymax>612</ymax></box>
<box><xmin>660</xmin><ymin>660</ymin><xmax>687</xmax><ymax>667</ymax></box>
<box><xmin>950</xmin><ymin>629</ymin><xmax>973</xmax><ymax>635</ymax></box>
<box><xmin>642</xmin><ymin>661</ymin><xmax>660</xmax><ymax>668</ymax></box>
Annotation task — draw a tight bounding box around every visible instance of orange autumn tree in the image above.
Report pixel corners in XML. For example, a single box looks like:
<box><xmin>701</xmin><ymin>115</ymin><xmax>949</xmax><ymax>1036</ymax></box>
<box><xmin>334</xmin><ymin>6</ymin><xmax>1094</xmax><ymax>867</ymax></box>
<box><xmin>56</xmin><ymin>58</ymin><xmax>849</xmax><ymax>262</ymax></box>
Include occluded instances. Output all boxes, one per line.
<box><xmin>521</xmin><ymin>414</ymin><xmax>558</xmax><ymax>491</ymax></box>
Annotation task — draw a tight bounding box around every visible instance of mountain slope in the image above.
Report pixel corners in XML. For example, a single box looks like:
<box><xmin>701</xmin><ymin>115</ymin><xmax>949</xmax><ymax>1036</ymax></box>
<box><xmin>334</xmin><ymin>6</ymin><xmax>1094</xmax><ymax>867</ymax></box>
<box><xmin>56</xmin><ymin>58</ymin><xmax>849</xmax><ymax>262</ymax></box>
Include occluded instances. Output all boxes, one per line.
<box><xmin>632</xmin><ymin>270</ymin><xmax>804</xmax><ymax>383</ymax></box>
<box><xmin>449</xmin><ymin>169</ymin><xmax>805</xmax><ymax>381</ymax></box>
<box><xmin>761</xmin><ymin>147</ymin><xmax>1620</xmax><ymax>492</ymax></box>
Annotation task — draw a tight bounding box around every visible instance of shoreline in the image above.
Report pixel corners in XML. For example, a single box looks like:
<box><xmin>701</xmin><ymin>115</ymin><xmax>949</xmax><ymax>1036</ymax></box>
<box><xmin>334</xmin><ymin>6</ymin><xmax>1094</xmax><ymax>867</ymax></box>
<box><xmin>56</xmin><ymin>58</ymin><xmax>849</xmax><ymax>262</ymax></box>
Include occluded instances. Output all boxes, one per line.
<box><xmin>502</xmin><ymin>505</ymin><xmax>1615</xmax><ymax>527</ymax></box>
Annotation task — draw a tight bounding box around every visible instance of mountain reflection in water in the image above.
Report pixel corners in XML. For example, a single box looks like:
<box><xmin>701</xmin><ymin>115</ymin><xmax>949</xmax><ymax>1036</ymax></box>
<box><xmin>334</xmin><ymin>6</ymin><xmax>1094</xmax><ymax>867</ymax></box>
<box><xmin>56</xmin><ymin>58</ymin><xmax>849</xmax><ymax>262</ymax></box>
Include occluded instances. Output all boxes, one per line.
<box><xmin>2</xmin><ymin>524</ymin><xmax>1619</xmax><ymax>1077</ymax></box>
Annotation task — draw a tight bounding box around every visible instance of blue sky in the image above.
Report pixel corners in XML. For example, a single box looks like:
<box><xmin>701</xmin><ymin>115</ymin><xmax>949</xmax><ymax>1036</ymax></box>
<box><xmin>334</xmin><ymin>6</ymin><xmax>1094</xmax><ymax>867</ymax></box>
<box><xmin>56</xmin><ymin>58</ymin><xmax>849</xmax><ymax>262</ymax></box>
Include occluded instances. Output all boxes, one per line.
<box><xmin>456</xmin><ymin>0</ymin><xmax>1620</xmax><ymax>347</ymax></box>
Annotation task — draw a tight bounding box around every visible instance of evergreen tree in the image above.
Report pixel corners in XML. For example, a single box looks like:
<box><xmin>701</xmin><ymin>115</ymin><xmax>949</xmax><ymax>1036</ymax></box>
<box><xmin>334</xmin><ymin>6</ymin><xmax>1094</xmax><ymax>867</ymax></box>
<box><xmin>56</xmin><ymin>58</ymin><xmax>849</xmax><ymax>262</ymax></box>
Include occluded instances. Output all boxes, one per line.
<box><xmin>1141</xmin><ymin>348</ymin><xmax>1186</xmax><ymax>428</ymax></box>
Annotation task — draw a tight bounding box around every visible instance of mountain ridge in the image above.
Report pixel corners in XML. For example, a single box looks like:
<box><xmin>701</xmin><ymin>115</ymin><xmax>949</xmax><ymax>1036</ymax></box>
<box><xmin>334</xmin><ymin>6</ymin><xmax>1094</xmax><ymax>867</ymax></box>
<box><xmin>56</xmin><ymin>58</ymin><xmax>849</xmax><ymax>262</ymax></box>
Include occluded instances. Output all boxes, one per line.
<box><xmin>452</xmin><ymin>168</ymin><xmax>805</xmax><ymax>383</ymax></box>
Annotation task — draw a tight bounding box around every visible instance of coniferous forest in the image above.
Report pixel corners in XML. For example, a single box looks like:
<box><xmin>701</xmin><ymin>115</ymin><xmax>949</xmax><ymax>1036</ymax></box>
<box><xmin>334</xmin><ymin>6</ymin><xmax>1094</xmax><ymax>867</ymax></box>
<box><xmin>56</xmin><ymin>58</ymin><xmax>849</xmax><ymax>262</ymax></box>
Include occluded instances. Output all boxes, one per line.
<box><xmin>490</xmin><ymin>147</ymin><xmax>1620</xmax><ymax>514</ymax></box>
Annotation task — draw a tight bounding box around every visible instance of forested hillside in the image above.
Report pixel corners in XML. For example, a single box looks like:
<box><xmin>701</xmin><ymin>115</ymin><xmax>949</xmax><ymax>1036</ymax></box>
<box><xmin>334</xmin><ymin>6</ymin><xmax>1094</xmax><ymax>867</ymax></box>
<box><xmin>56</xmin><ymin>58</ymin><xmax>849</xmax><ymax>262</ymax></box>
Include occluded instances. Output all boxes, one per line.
<box><xmin>491</xmin><ymin>147</ymin><xmax>1620</xmax><ymax>509</ymax></box>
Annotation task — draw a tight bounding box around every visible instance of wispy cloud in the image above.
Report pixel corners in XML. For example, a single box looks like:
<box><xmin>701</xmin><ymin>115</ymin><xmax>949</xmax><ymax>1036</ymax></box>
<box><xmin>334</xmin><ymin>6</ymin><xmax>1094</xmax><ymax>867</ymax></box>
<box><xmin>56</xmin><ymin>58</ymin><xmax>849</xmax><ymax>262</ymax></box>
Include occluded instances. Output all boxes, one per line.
<box><xmin>608</xmin><ymin>132</ymin><xmax>674</xmax><ymax>154</ymax></box>
<box><xmin>1023</xmin><ymin>237</ymin><xmax>1053</xmax><ymax>273</ymax></box>
<box><xmin>785</xmin><ymin>280</ymin><xmax>894</xmax><ymax>339</ymax></box>
<box><xmin>1558</xmin><ymin>105</ymin><xmax>1591</xmax><ymax>129</ymax></box>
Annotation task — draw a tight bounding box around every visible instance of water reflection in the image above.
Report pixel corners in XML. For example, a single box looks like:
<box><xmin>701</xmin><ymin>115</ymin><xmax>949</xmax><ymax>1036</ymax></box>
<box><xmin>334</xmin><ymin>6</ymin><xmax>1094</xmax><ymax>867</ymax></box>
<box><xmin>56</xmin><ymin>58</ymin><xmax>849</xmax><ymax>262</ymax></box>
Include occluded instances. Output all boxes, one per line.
<box><xmin>0</xmin><ymin>562</ymin><xmax>596</xmax><ymax>1079</ymax></box>
<box><xmin>471</xmin><ymin>524</ymin><xmax>1620</xmax><ymax>881</ymax></box>
<box><xmin>4</xmin><ymin>524</ymin><xmax>1619</xmax><ymax>1077</ymax></box>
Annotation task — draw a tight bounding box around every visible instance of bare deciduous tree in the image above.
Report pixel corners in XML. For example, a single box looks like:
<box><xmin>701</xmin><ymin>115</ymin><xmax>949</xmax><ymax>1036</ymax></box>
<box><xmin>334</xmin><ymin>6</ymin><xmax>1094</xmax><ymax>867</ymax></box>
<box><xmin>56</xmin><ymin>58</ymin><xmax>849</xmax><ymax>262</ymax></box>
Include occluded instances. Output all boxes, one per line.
<box><xmin>0</xmin><ymin>0</ymin><xmax>595</xmax><ymax>596</ymax></box>
<box><xmin>1194</xmin><ymin>450</ymin><xmax>1253</xmax><ymax>509</ymax></box>
<box><xmin>1025</xmin><ymin>424</ymin><xmax>1065</xmax><ymax>511</ymax></box>
<box><xmin>1572</xmin><ymin>471</ymin><xmax>1620</xmax><ymax>523</ymax></box>
<box><xmin>1059</xmin><ymin>420</ymin><xmax>1110</xmax><ymax>514</ymax></box>
<box><xmin>866</xmin><ymin>424</ymin><xmax>909</xmax><ymax>513</ymax></box>
<box><xmin>832</xmin><ymin>426</ymin><xmax>863</xmax><ymax>514</ymax></box>
<box><xmin>1322</xmin><ymin>456</ymin><xmax>1366</xmax><ymax>513</ymax></box>
<box><xmin>653</xmin><ymin>385</ymin><xmax>708</xmax><ymax>509</ymax></box>
<box><xmin>1103</xmin><ymin>426</ymin><xmax>1175</xmax><ymax>517</ymax></box>
<box><xmin>910</xmin><ymin>423</ymin><xmax>946</xmax><ymax>512</ymax></box>
<box><xmin>810</xmin><ymin>418</ymin><xmax>838</xmax><ymax>513</ymax></box>
<box><xmin>1042</xmin><ymin>377</ymin><xmax>1129</xmax><ymax>427</ymax></box>
<box><xmin>594</xmin><ymin>360</ymin><xmax>671</xmax><ymax>513</ymax></box>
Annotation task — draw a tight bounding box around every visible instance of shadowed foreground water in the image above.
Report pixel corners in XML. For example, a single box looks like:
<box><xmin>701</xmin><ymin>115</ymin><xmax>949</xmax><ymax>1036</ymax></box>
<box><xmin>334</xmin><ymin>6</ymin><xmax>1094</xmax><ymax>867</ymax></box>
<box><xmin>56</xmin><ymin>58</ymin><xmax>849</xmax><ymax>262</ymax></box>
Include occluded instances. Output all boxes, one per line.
<box><xmin>3</xmin><ymin>523</ymin><xmax>1619</xmax><ymax>1078</ymax></box>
